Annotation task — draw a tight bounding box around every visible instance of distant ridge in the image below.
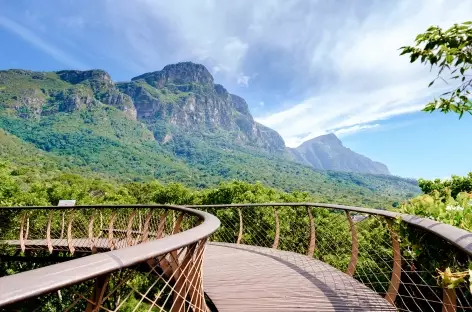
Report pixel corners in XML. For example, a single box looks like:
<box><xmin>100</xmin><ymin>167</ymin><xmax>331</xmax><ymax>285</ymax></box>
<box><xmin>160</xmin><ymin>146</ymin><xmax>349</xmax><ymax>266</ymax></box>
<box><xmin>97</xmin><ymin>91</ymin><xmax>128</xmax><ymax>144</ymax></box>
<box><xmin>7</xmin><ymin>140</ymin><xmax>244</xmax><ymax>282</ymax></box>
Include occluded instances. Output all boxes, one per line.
<box><xmin>288</xmin><ymin>133</ymin><xmax>390</xmax><ymax>175</ymax></box>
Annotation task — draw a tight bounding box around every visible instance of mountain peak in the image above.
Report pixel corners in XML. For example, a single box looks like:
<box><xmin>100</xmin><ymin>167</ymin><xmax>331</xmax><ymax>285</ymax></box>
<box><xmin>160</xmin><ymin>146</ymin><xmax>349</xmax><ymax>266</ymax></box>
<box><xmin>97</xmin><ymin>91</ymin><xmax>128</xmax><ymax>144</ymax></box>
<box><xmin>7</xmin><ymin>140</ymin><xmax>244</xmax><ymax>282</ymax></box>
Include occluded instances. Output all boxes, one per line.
<box><xmin>131</xmin><ymin>62</ymin><xmax>214</xmax><ymax>88</ymax></box>
<box><xmin>290</xmin><ymin>133</ymin><xmax>390</xmax><ymax>175</ymax></box>
<box><xmin>309</xmin><ymin>133</ymin><xmax>341</xmax><ymax>145</ymax></box>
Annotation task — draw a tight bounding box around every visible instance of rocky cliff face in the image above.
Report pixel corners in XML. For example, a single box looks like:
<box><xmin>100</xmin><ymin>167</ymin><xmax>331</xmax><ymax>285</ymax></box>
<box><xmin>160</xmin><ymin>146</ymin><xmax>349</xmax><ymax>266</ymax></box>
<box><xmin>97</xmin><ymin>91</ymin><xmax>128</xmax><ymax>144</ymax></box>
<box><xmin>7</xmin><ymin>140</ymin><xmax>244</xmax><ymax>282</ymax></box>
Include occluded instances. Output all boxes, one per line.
<box><xmin>0</xmin><ymin>63</ymin><xmax>391</xmax><ymax>175</ymax></box>
<box><xmin>118</xmin><ymin>62</ymin><xmax>285</xmax><ymax>151</ymax></box>
<box><xmin>289</xmin><ymin>133</ymin><xmax>390</xmax><ymax>175</ymax></box>
<box><xmin>0</xmin><ymin>69</ymin><xmax>136</xmax><ymax>120</ymax></box>
<box><xmin>0</xmin><ymin>63</ymin><xmax>284</xmax><ymax>152</ymax></box>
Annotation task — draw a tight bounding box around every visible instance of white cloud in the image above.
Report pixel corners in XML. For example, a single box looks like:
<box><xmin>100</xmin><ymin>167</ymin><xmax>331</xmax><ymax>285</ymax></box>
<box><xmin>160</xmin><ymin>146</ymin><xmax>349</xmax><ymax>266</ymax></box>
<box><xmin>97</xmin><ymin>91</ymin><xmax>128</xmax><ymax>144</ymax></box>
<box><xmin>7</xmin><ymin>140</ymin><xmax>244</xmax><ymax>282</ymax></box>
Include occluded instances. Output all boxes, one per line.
<box><xmin>105</xmin><ymin>0</ymin><xmax>469</xmax><ymax>148</ymax></box>
<box><xmin>104</xmin><ymin>1</ymin><xmax>251</xmax><ymax>79</ymax></box>
<box><xmin>335</xmin><ymin>124</ymin><xmax>380</xmax><ymax>136</ymax></box>
<box><xmin>0</xmin><ymin>16</ymin><xmax>86</xmax><ymax>68</ymax></box>
<box><xmin>255</xmin><ymin>0</ymin><xmax>472</xmax><ymax>147</ymax></box>
<box><xmin>285</xmin><ymin>124</ymin><xmax>380</xmax><ymax>147</ymax></box>
<box><xmin>257</xmin><ymin>80</ymin><xmax>431</xmax><ymax>147</ymax></box>
<box><xmin>6</xmin><ymin>0</ymin><xmax>468</xmax><ymax>149</ymax></box>
<box><xmin>237</xmin><ymin>74</ymin><xmax>250</xmax><ymax>86</ymax></box>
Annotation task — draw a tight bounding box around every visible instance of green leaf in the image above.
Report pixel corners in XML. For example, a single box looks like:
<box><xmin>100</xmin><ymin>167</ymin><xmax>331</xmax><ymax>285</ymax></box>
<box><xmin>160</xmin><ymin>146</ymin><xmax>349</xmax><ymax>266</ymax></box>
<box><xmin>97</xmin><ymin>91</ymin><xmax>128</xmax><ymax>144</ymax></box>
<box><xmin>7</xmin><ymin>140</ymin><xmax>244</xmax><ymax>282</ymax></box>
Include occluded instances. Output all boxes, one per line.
<box><xmin>446</xmin><ymin>54</ymin><xmax>454</xmax><ymax>64</ymax></box>
<box><xmin>399</xmin><ymin>46</ymin><xmax>414</xmax><ymax>55</ymax></box>
<box><xmin>410</xmin><ymin>53</ymin><xmax>420</xmax><ymax>63</ymax></box>
<box><xmin>428</xmin><ymin>80</ymin><xmax>435</xmax><ymax>87</ymax></box>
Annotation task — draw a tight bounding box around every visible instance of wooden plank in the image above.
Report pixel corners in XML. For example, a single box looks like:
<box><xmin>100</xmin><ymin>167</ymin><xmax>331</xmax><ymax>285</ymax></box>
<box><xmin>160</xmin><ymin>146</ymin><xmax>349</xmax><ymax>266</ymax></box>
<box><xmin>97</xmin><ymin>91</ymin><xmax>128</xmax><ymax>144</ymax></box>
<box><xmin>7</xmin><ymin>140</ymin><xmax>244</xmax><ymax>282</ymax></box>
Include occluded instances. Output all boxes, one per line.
<box><xmin>204</xmin><ymin>243</ymin><xmax>396</xmax><ymax>312</ymax></box>
<box><xmin>3</xmin><ymin>239</ymin><xmax>397</xmax><ymax>311</ymax></box>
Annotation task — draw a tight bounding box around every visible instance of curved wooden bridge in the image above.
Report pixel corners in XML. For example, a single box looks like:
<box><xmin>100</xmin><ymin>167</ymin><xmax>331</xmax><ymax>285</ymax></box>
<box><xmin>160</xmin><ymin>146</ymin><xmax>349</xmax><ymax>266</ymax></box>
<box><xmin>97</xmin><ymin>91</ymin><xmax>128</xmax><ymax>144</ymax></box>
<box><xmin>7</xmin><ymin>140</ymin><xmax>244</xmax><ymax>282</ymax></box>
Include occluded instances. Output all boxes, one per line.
<box><xmin>0</xmin><ymin>203</ymin><xmax>471</xmax><ymax>311</ymax></box>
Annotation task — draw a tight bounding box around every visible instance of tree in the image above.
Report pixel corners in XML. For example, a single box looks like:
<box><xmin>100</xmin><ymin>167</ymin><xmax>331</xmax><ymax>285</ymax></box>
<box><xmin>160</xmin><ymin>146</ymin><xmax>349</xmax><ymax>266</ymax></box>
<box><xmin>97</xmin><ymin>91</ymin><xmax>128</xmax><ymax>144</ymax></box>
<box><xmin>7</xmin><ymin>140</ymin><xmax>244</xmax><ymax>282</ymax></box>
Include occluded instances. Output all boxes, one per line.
<box><xmin>400</xmin><ymin>21</ymin><xmax>472</xmax><ymax>117</ymax></box>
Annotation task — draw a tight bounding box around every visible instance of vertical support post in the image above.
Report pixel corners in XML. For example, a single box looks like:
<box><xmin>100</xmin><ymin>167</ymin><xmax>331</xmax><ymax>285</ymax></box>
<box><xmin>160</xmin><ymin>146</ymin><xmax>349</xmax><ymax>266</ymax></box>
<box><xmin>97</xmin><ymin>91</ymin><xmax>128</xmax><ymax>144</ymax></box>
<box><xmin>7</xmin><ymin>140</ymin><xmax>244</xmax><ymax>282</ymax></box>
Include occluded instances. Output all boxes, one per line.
<box><xmin>100</xmin><ymin>212</ymin><xmax>103</xmax><ymax>234</ymax></box>
<box><xmin>272</xmin><ymin>207</ymin><xmax>280</xmax><ymax>249</ymax></box>
<box><xmin>20</xmin><ymin>212</ymin><xmax>27</xmax><ymax>253</ymax></box>
<box><xmin>172</xmin><ymin>211</ymin><xmax>176</xmax><ymax>232</ymax></box>
<box><xmin>385</xmin><ymin>218</ymin><xmax>401</xmax><ymax>305</ymax></box>
<box><xmin>108</xmin><ymin>212</ymin><xmax>117</xmax><ymax>250</ymax></box>
<box><xmin>156</xmin><ymin>211</ymin><xmax>168</xmax><ymax>239</ymax></box>
<box><xmin>67</xmin><ymin>211</ymin><xmax>75</xmax><ymax>255</ymax></box>
<box><xmin>47</xmin><ymin>211</ymin><xmax>53</xmax><ymax>254</ymax></box>
<box><xmin>236</xmin><ymin>208</ymin><xmax>243</xmax><ymax>244</ymax></box>
<box><xmin>25</xmin><ymin>217</ymin><xmax>29</xmax><ymax>241</ymax></box>
<box><xmin>142</xmin><ymin>210</ymin><xmax>154</xmax><ymax>243</ymax></box>
<box><xmin>171</xmin><ymin>243</ymin><xmax>196</xmax><ymax>312</ymax></box>
<box><xmin>185</xmin><ymin>240</ymin><xmax>207</xmax><ymax>312</ymax></box>
<box><xmin>442</xmin><ymin>288</ymin><xmax>457</xmax><ymax>312</ymax></box>
<box><xmin>89</xmin><ymin>212</ymin><xmax>97</xmax><ymax>253</ymax></box>
<box><xmin>345</xmin><ymin>210</ymin><xmax>359</xmax><ymax>276</ymax></box>
<box><xmin>172</xmin><ymin>214</ymin><xmax>184</xmax><ymax>235</ymax></box>
<box><xmin>85</xmin><ymin>273</ymin><xmax>111</xmax><ymax>312</ymax></box>
<box><xmin>307</xmin><ymin>206</ymin><xmax>316</xmax><ymax>257</ymax></box>
<box><xmin>126</xmin><ymin>210</ymin><xmax>137</xmax><ymax>246</ymax></box>
<box><xmin>138</xmin><ymin>211</ymin><xmax>142</xmax><ymax>232</ymax></box>
<box><xmin>60</xmin><ymin>212</ymin><xmax>65</xmax><ymax>239</ymax></box>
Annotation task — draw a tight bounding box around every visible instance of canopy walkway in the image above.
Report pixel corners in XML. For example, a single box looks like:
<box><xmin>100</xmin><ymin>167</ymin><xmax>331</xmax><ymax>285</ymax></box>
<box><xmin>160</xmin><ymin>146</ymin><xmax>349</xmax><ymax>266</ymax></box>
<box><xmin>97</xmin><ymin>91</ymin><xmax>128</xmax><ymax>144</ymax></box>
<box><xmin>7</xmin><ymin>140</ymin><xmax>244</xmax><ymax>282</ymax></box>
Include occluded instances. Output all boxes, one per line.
<box><xmin>0</xmin><ymin>203</ymin><xmax>471</xmax><ymax>311</ymax></box>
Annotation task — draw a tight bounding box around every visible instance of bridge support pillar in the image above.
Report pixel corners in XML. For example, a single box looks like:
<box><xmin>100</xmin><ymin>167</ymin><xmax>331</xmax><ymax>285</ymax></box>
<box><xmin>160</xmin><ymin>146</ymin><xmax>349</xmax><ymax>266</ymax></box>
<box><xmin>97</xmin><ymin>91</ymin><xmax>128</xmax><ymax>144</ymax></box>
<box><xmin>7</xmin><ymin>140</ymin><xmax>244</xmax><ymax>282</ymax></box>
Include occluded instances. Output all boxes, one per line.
<box><xmin>272</xmin><ymin>207</ymin><xmax>280</xmax><ymax>249</ymax></box>
<box><xmin>385</xmin><ymin>218</ymin><xmax>401</xmax><ymax>305</ymax></box>
<box><xmin>236</xmin><ymin>209</ymin><xmax>243</xmax><ymax>244</ymax></box>
<box><xmin>345</xmin><ymin>211</ymin><xmax>358</xmax><ymax>276</ymax></box>
<box><xmin>442</xmin><ymin>288</ymin><xmax>456</xmax><ymax>312</ymax></box>
<box><xmin>86</xmin><ymin>273</ymin><xmax>111</xmax><ymax>312</ymax></box>
<box><xmin>306</xmin><ymin>206</ymin><xmax>316</xmax><ymax>257</ymax></box>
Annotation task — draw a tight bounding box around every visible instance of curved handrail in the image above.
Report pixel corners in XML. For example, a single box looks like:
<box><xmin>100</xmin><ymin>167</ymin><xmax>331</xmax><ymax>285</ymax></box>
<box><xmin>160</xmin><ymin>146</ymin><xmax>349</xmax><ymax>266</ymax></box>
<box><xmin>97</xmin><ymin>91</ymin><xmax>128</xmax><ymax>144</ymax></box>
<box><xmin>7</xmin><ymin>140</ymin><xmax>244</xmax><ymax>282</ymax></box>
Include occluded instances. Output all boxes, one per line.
<box><xmin>1</xmin><ymin>202</ymin><xmax>471</xmax><ymax>311</ymax></box>
<box><xmin>0</xmin><ymin>205</ymin><xmax>220</xmax><ymax>307</ymax></box>
<box><xmin>187</xmin><ymin>202</ymin><xmax>472</xmax><ymax>256</ymax></box>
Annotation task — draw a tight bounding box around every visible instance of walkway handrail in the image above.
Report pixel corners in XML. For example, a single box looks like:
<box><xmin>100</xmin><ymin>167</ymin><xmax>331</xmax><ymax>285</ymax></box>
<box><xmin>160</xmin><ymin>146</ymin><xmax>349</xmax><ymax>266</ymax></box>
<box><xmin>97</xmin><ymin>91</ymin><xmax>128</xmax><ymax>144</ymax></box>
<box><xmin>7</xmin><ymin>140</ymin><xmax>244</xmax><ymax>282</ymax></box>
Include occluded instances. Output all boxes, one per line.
<box><xmin>188</xmin><ymin>202</ymin><xmax>472</xmax><ymax>311</ymax></box>
<box><xmin>1</xmin><ymin>202</ymin><xmax>471</xmax><ymax>311</ymax></box>
<box><xmin>0</xmin><ymin>205</ymin><xmax>220</xmax><ymax>309</ymax></box>
<box><xmin>187</xmin><ymin>202</ymin><xmax>472</xmax><ymax>256</ymax></box>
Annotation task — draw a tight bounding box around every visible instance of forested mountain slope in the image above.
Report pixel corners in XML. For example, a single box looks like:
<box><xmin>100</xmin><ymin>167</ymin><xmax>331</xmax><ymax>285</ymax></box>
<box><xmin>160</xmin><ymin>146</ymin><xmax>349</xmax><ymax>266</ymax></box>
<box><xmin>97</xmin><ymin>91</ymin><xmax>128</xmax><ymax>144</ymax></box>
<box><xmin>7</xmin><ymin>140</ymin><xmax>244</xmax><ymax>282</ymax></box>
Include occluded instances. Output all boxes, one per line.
<box><xmin>0</xmin><ymin>63</ymin><xmax>419</xmax><ymax>207</ymax></box>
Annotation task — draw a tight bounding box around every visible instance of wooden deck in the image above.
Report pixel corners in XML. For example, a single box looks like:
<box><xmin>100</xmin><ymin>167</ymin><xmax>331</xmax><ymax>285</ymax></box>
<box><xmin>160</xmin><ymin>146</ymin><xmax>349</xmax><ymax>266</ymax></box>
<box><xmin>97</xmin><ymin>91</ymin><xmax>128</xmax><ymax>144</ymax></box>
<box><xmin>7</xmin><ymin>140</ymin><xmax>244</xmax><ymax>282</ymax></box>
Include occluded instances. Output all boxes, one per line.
<box><xmin>3</xmin><ymin>239</ymin><xmax>395</xmax><ymax>311</ymax></box>
<box><xmin>204</xmin><ymin>243</ymin><xmax>395</xmax><ymax>311</ymax></box>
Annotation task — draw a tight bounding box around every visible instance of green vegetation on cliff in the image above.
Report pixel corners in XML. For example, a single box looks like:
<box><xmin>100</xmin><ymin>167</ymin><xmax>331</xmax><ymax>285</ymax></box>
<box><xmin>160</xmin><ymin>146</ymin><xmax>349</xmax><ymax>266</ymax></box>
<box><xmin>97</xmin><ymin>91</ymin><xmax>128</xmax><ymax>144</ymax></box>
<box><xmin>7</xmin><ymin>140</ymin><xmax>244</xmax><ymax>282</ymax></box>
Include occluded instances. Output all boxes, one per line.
<box><xmin>0</xmin><ymin>64</ymin><xmax>420</xmax><ymax>207</ymax></box>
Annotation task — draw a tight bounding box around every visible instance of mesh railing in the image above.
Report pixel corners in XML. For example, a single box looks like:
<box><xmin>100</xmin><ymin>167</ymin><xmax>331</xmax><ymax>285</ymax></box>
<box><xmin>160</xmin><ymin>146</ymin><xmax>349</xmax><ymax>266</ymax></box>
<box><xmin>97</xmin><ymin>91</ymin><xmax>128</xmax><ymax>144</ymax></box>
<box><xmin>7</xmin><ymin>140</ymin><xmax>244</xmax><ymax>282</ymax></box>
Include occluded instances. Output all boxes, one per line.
<box><xmin>189</xmin><ymin>203</ymin><xmax>472</xmax><ymax>312</ymax></box>
<box><xmin>0</xmin><ymin>205</ymin><xmax>219</xmax><ymax>311</ymax></box>
<box><xmin>0</xmin><ymin>203</ymin><xmax>471</xmax><ymax>311</ymax></box>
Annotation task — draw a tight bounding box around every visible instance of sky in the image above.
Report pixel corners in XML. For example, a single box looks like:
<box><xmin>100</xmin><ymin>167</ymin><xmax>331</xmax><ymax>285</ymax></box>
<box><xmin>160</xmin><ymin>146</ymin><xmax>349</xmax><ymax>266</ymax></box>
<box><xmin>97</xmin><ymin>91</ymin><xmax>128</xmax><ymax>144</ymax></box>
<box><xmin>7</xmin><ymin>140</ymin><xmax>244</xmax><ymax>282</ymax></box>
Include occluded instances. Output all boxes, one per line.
<box><xmin>0</xmin><ymin>0</ymin><xmax>471</xmax><ymax>179</ymax></box>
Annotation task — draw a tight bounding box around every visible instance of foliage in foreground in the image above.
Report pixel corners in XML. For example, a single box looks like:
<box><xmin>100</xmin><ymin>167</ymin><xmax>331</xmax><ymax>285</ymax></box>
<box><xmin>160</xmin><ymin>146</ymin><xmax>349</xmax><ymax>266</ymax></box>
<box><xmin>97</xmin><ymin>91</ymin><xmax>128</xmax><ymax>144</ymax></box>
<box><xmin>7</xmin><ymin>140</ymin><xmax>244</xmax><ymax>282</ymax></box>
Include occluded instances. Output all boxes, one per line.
<box><xmin>1</xmin><ymin>163</ymin><xmax>471</xmax><ymax>310</ymax></box>
<box><xmin>399</xmin><ymin>173</ymin><xmax>472</xmax><ymax>296</ymax></box>
<box><xmin>401</xmin><ymin>172</ymin><xmax>472</xmax><ymax>230</ymax></box>
<box><xmin>400</xmin><ymin>21</ymin><xmax>472</xmax><ymax>117</ymax></box>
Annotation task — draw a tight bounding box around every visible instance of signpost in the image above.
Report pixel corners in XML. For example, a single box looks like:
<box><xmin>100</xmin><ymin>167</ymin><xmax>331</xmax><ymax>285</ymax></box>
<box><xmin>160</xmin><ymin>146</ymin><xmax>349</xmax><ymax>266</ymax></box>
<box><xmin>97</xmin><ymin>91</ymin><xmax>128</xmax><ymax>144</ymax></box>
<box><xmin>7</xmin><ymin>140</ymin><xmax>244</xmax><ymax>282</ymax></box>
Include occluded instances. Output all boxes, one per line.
<box><xmin>57</xmin><ymin>200</ymin><xmax>76</xmax><ymax>207</ymax></box>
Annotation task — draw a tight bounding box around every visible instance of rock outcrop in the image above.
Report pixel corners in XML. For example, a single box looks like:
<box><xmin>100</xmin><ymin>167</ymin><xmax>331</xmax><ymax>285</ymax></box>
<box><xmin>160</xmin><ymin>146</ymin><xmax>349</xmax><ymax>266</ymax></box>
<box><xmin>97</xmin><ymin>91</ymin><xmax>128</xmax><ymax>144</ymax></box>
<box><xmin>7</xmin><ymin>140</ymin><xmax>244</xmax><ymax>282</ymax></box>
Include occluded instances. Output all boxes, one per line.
<box><xmin>0</xmin><ymin>63</ymin><xmax>390</xmax><ymax>174</ymax></box>
<box><xmin>119</xmin><ymin>62</ymin><xmax>285</xmax><ymax>151</ymax></box>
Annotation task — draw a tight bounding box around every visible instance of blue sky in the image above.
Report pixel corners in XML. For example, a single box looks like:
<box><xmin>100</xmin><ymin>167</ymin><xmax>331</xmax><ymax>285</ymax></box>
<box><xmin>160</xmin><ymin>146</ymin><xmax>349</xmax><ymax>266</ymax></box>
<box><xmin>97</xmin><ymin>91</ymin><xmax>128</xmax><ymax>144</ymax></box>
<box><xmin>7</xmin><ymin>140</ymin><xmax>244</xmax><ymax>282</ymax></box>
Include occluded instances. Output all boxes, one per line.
<box><xmin>0</xmin><ymin>0</ymin><xmax>471</xmax><ymax>179</ymax></box>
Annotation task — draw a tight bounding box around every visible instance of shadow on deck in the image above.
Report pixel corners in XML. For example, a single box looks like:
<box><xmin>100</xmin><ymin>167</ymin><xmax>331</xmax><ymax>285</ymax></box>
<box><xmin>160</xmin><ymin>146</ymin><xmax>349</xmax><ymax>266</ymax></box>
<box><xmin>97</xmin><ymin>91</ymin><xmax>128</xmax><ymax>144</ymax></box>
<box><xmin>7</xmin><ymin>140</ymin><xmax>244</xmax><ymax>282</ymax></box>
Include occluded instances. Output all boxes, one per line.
<box><xmin>204</xmin><ymin>243</ymin><xmax>395</xmax><ymax>311</ymax></box>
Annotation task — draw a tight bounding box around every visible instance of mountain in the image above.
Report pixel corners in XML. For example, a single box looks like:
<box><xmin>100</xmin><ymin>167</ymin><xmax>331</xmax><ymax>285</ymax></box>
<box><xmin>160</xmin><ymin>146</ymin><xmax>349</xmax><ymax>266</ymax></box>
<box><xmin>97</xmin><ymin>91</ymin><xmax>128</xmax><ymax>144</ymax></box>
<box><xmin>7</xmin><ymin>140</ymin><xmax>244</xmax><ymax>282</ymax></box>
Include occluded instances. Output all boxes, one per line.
<box><xmin>289</xmin><ymin>133</ymin><xmax>390</xmax><ymax>175</ymax></box>
<box><xmin>116</xmin><ymin>63</ymin><xmax>285</xmax><ymax>152</ymax></box>
<box><xmin>0</xmin><ymin>62</ymin><xmax>419</xmax><ymax>207</ymax></box>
